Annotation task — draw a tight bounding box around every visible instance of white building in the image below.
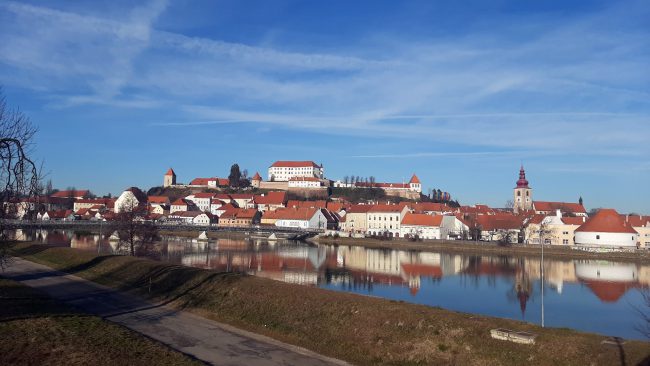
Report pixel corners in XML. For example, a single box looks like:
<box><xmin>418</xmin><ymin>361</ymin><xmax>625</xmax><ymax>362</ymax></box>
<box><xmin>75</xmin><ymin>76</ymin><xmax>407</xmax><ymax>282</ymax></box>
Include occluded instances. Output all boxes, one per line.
<box><xmin>270</xmin><ymin>207</ymin><xmax>327</xmax><ymax>230</ymax></box>
<box><xmin>268</xmin><ymin>161</ymin><xmax>324</xmax><ymax>182</ymax></box>
<box><xmin>287</xmin><ymin>176</ymin><xmax>324</xmax><ymax>188</ymax></box>
<box><xmin>366</xmin><ymin>204</ymin><xmax>410</xmax><ymax>237</ymax></box>
<box><xmin>168</xmin><ymin>211</ymin><xmax>213</xmax><ymax>225</ymax></box>
<box><xmin>114</xmin><ymin>187</ymin><xmax>147</xmax><ymax>213</ymax></box>
<box><xmin>186</xmin><ymin>193</ymin><xmax>215</xmax><ymax>212</ymax></box>
<box><xmin>574</xmin><ymin>209</ymin><xmax>638</xmax><ymax>248</ymax></box>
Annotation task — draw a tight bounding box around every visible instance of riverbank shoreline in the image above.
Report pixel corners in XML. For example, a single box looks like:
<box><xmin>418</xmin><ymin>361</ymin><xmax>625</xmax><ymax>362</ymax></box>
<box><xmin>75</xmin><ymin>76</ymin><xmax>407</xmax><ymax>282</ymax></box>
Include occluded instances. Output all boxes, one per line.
<box><xmin>314</xmin><ymin>236</ymin><xmax>650</xmax><ymax>263</ymax></box>
<box><xmin>7</xmin><ymin>242</ymin><xmax>650</xmax><ymax>365</ymax></box>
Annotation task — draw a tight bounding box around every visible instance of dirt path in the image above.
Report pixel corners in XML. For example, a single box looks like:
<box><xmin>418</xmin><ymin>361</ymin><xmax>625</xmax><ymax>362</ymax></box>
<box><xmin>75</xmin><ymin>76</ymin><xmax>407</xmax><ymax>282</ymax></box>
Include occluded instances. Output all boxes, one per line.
<box><xmin>2</xmin><ymin>257</ymin><xmax>349</xmax><ymax>366</ymax></box>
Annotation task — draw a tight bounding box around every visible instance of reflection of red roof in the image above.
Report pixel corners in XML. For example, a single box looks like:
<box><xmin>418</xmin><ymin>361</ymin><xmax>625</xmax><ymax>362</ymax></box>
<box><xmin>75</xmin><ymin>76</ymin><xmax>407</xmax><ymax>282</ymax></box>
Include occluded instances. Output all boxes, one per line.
<box><xmin>463</xmin><ymin>262</ymin><xmax>518</xmax><ymax>276</ymax></box>
<box><xmin>576</xmin><ymin>209</ymin><xmax>638</xmax><ymax>234</ymax></box>
<box><xmin>401</xmin><ymin>213</ymin><xmax>443</xmax><ymax>227</ymax></box>
<box><xmin>583</xmin><ymin>280</ymin><xmax>637</xmax><ymax>303</ymax></box>
<box><xmin>401</xmin><ymin>263</ymin><xmax>442</xmax><ymax>277</ymax></box>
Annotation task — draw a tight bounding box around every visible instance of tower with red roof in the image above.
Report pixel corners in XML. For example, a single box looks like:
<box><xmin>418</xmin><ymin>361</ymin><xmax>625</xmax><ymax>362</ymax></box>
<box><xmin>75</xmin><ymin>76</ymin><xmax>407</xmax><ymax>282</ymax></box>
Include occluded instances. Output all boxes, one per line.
<box><xmin>408</xmin><ymin>174</ymin><xmax>422</xmax><ymax>193</ymax></box>
<box><xmin>164</xmin><ymin>168</ymin><xmax>176</xmax><ymax>188</ymax></box>
<box><xmin>513</xmin><ymin>165</ymin><xmax>532</xmax><ymax>214</ymax></box>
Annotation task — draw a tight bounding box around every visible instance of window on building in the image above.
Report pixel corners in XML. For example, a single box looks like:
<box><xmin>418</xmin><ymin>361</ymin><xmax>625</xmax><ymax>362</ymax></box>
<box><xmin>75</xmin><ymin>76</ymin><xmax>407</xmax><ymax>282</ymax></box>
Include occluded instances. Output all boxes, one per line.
<box><xmin>517</xmin><ymin>191</ymin><xmax>521</xmax><ymax>197</ymax></box>
<box><xmin>563</xmin><ymin>239</ymin><xmax>568</xmax><ymax>244</ymax></box>
<box><xmin>596</xmin><ymin>235</ymin><xmax>600</xmax><ymax>239</ymax></box>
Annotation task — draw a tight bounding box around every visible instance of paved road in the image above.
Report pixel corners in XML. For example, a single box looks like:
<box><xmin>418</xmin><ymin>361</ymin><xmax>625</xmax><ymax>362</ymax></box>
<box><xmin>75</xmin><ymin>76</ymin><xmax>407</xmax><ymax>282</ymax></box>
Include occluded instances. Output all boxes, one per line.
<box><xmin>2</xmin><ymin>258</ymin><xmax>348</xmax><ymax>366</ymax></box>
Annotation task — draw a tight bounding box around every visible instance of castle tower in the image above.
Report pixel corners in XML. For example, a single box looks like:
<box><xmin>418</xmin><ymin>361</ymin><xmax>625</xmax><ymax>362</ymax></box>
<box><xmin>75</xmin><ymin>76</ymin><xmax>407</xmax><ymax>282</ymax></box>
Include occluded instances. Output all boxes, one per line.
<box><xmin>409</xmin><ymin>174</ymin><xmax>422</xmax><ymax>193</ymax></box>
<box><xmin>251</xmin><ymin>172</ymin><xmax>262</xmax><ymax>188</ymax></box>
<box><xmin>513</xmin><ymin>165</ymin><xmax>532</xmax><ymax>214</ymax></box>
<box><xmin>164</xmin><ymin>168</ymin><xmax>176</xmax><ymax>188</ymax></box>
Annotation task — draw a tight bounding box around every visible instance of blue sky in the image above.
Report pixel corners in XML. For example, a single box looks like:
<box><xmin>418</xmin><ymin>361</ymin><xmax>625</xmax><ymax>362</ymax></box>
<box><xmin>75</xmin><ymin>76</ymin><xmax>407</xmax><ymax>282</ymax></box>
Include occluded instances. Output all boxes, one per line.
<box><xmin>1</xmin><ymin>0</ymin><xmax>648</xmax><ymax>213</ymax></box>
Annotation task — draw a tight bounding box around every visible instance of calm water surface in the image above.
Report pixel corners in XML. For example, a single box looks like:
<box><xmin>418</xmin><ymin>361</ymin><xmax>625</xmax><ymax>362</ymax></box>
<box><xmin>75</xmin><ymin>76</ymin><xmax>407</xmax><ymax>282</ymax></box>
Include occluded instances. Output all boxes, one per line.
<box><xmin>11</xmin><ymin>229</ymin><xmax>650</xmax><ymax>340</ymax></box>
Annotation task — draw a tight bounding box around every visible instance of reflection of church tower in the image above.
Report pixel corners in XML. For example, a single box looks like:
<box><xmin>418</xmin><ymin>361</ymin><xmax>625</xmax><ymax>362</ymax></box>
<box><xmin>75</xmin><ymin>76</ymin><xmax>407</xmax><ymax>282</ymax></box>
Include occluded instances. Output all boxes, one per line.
<box><xmin>514</xmin><ymin>260</ymin><xmax>532</xmax><ymax>319</ymax></box>
<box><xmin>513</xmin><ymin>165</ymin><xmax>532</xmax><ymax>214</ymax></box>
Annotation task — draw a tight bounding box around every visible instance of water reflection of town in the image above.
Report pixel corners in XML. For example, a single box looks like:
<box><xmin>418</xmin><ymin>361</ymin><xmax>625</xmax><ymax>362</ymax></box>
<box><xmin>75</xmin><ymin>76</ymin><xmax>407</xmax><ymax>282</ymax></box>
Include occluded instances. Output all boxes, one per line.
<box><xmin>15</xmin><ymin>229</ymin><xmax>650</xmax><ymax>309</ymax></box>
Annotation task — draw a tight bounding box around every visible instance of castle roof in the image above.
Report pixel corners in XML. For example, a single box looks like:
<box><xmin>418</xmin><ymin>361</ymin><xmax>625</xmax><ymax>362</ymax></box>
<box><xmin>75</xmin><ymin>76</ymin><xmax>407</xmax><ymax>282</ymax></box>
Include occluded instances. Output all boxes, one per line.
<box><xmin>252</xmin><ymin>172</ymin><xmax>262</xmax><ymax>180</ymax></box>
<box><xmin>409</xmin><ymin>174</ymin><xmax>421</xmax><ymax>184</ymax></box>
<box><xmin>270</xmin><ymin>160</ymin><xmax>320</xmax><ymax>168</ymax></box>
<box><xmin>165</xmin><ymin>168</ymin><xmax>175</xmax><ymax>176</ymax></box>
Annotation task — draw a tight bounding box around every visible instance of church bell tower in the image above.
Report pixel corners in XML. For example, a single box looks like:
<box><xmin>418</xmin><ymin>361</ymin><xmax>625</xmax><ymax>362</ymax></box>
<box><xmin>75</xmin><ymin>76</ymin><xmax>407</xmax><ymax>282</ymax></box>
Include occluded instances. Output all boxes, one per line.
<box><xmin>513</xmin><ymin>165</ymin><xmax>532</xmax><ymax>214</ymax></box>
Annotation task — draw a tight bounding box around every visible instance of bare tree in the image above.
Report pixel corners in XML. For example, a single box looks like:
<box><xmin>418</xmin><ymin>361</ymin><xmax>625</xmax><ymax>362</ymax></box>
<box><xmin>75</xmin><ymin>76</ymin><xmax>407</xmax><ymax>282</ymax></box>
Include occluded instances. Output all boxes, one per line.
<box><xmin>113</xmin><ymin>200</ymin><xmax>158</xmax><ymax>257</ymax></box>
<box><xmin>369</xmin><ymin>176</ymin><xmax>376</xmax><ymax>188</ymax></box>
<box><xmin>343</xmin><ymin>176</ymin><xmax>349</xmax><ymax>186</ymax></box>
<box><xmin>0</xmin><ymin>90</ymin><xmax>39</xmax><ymax>270</ymax></box>
<box><xmin>505</xmin><ymin>200</ymin><xmax>514</xmax><ymax>211</ymax></box>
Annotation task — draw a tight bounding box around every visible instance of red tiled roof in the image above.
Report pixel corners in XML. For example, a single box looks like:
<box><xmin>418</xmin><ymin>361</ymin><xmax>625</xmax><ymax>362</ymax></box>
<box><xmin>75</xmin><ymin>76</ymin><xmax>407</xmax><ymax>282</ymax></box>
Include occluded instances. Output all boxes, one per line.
<box><xmin>75</xmin><ymin>198</ymin><xmax>111</xmax><ymax>205</ymax></box>
<box><xmin>355</xmin><ymin>182</ymin><xmax>410</xmax><ymax>189</ymax></box>
<box><xmin>46</xmin><ymin>210</ymin><xmax>73</xmax><ymax>219</ymax></box>
<box><xmin>368</xmin><ymin>204</ymin><xmax>405</xmax><ymax>213</ymax></box>
<box><xmin>409</xmin><ymin>202</ymin><xmax>450</xmax><ymax>213</ymax></box>
<box><xmin>409</xmin><ymin>174</ymin><xmax>420</xmax><ymax>184</ymax></box>
<box><xmin>171</xmin><ymin>198</ymin><xmax>190</xmax><ymax>206</ymax></box>
<box><xmin>576</xmin><ymin>209</ymin><xmax>638</xmax><ymax>234</ymax></box>
<box><xmin>193</xmin><ymin>192</ymin><xmax>216</xmax><ymax>199</ymax></box>
<box><xmin>346</xmin><ymin>205</ymin><xmax>373</xmax><ymax>214</ymax></box>
<box><xmin>165</xmin><ymin>168</ymin><xmax>175</xmax><ymax>176</ymax></box>
<box><xmin>220</xmin><ymin>208</ymin><xmax>258</xmax><ymax>219</ymax></box>
<box><xmin>401</xmin><ymin>213</ymin><xmax>443</xmax><ymax>227</ymax></box>
<box><xmin>270</xmin><ymin>161</ymin><xmax>320</xmax><ymax>168</ymax></box>
<box><xmin>252</xmin><ymin>172</ymin><xmax>262</xmax><ymax>180</ymax></box>
<box><xmin>562</xmin><ymin>217</ymin><xmax>586</xmax><ymax>225</ymax></box>
<box><xmin>534</xmin><ymin>201</ymin><xmax>586</xmax><ymax>214</ymax></box>
<box><xmin>623</xmin><ymin>215</ymin><xmax>650</xmax><ymax>227</ymax></box>
<box><xmin>254</xmin><ymin>191</ymin><xmax>286</xmax><ymax>205</ymax></box>
<box><xmin>326</xmin><ymin>202</ymin><xmax>346</xmax><ymax>212</ymax></box>
<box><xmin>51</xmin><ymin>190</ymin><xmax>89</xmax><ymax>198</ymax></box>
<box><xmin>287</xmin><ymin>200</ymin><xmax>327</xmax><ymax>209</ymax></box>
<box><xmin>148</xmin><ymin>196</ymin><xmax>170</xmax><ymax>204</ymax></box>
<box><xmin>190</xmin><ymin>177</ymin><xmax>210</xmax><ymax>185</ymax></box>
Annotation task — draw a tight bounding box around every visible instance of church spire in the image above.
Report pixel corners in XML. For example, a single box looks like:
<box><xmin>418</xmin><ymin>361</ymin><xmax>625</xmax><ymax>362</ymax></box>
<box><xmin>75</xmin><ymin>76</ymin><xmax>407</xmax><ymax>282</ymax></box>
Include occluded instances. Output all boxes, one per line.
<box><xmin>516</xmin><ymin>165</ymin><xmax>529</xmax><ymax>188</ymax></box>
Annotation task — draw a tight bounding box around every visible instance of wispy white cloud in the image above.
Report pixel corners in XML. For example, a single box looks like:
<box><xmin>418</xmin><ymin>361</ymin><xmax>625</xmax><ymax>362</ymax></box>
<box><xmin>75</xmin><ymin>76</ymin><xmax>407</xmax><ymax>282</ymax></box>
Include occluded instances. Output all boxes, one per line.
<box><xmin>0</xmin><ymin>0</ymin><xmax>648</xmax><ymax>159</ymax></box>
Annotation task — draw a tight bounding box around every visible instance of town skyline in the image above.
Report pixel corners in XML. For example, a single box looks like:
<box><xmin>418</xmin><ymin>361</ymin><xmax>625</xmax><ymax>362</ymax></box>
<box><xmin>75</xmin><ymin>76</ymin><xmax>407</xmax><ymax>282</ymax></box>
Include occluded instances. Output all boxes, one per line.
<box><xmin>1</xmin><ymin>0</ymin><xmax>648</xmax><ymax>213</ymax></box>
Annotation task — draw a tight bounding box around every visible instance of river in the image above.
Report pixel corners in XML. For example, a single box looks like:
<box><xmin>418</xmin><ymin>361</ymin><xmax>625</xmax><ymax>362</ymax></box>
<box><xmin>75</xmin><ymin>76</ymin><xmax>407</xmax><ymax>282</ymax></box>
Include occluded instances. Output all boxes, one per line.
<box><xmin>8</xmin><ymin>228</ymin><xmax>650</xmax><ymax>340</ymax></box>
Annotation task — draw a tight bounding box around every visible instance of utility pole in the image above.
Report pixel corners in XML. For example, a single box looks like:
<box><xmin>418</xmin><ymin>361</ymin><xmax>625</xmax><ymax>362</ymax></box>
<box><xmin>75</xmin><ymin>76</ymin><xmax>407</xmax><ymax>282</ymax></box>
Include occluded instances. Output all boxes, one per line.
<box><xmin>539</xmin><ymin>230</ymin><xmax>544</xmax><ymax>328</ymax></box>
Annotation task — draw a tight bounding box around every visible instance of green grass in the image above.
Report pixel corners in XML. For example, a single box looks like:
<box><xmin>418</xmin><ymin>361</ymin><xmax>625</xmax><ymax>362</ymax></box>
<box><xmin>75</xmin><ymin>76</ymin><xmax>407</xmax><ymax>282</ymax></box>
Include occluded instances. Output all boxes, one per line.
<box><xmin>10</xmin><ymin>242</ymin><xmax>650</xmax><ymax>366</ymax></box>
<box><xmin>0</xmin><ymin>277</ymin><xmax>203</xmax><ymax>366</ymax></box>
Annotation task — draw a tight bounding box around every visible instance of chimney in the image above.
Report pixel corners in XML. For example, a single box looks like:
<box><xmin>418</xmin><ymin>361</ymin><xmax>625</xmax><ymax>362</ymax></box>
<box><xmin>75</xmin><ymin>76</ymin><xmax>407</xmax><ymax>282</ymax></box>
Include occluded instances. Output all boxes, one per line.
<box><xmin>556</xmin><ymin>209</ymin><xmax>562</xmax><ymax>218</ymax></box>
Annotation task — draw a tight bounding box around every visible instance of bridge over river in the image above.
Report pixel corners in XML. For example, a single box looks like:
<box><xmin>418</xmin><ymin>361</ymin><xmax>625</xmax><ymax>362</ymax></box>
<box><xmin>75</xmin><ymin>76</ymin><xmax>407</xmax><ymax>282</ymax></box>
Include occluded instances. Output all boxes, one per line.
<box><xmin>1</xmin><ymin>220</ymin><xmax>323</xmax><ymax>240</ymax></box>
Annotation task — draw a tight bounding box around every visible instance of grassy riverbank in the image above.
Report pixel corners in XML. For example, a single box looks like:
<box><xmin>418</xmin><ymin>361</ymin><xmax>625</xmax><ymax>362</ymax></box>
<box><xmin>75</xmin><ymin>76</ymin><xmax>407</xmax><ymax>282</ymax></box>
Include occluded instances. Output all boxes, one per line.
<box><xmin>315</xmin><ymin>236</ymin><xmax>650</xmax><ymax>264</ymax></box>
<box><xmin>9</xmin><ymin>242</ymin><xmax>650</xmax><ymax>365</ymax></box>
<box><xmin>0</xmin><ymin>277</ymin><xmax>202</xmax><ymax>366</ymax></box>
